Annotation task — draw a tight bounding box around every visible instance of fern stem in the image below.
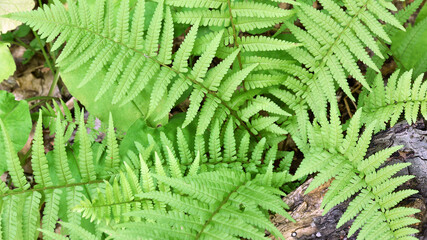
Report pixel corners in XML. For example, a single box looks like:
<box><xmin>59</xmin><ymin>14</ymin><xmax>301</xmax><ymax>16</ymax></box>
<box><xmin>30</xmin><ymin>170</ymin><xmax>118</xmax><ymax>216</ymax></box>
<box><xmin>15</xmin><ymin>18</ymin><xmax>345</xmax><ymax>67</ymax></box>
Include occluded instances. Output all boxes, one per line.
<box><xmin>33</xmin><ymin>30</ymin><xmax>55</xmax><ymax>73</ymax></box>
<box><xmin>25</xmin><ymin>96</ymin><xmax>59</xmax><ymax>102</ymax></box>
<box><xmin>195</xmin><ymin>183</ymin><xmax>243</xmax><ymax>239</ymax></box>
<box><xmin>0</xmin><ymin>180</ymin><xmax>103</xmax><ymax>198</ymax></box>
<box><xmin>343</xmin><ymin>97</ymin><xmax>353</xmax><ymax>118</ymax></box>
<box><xmin>48</xmin><ymin>70</ymin><xmax>60</xmax><ymax>97</ymax></box>
<box><xmin>227</xmin><ymin>0</ymin><xmax>243</xmax><ymax>71</ymax></box>
<box><xmin>14</xmin><ymin>39</ymin><xmax>37</xmax><ymax>53</ymax></box>
<box><xmin>27</xmin><ymin>96</ymin><xmax>60</xmax><ymax>110</ymax></box>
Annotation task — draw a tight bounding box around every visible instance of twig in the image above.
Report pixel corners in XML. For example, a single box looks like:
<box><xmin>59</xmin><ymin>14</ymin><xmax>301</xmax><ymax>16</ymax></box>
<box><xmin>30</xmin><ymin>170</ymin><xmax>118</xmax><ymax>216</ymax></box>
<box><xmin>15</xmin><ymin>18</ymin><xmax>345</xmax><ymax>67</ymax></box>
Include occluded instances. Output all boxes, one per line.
<box><xmin>343</xmin><ymin>97</ymin><xmax>353</xmax><ymax>118</ymax></box>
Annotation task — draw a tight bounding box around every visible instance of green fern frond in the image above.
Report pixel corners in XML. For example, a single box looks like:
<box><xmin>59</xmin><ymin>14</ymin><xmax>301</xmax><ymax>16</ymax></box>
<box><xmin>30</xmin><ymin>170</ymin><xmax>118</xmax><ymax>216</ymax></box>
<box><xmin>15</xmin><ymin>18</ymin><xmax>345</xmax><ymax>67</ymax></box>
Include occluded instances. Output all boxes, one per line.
<box><xmin>59</xmin><ymin>221</ymin><xmax>97</xmax><ymax>240</ymax></box>
<box><xmin>105</xmin><ymin>113</ymin><xmax>120</xmax><ymax>170</ymax></box>
<box><xmin>76</xmin><ymin>121</ymin><xmax>294</xmax><ymax>226</ymax></box>
<box><xmin>22</xmin><ymin>192</ymin><xmax>42</xmax><ymax>240</ymax></box>
<box><xmin>287</xmin><ymin>0</ymin><xmax>404</xmax><ymax>117</ymax></box>
<box><xmin>295</xmin><ymin>108</ymin><xmax>420</xmax><ymax>239</ymax></box>
<box><xmin>2</xmin><ymin>195</ymin><xmax>23</xmax><ymax>239</ymax></box>
<box><xmin>32</xmin><ymin>112</ymin><xmax>53</xmax><ymax>188</ymax></box>
<box><xmin>240</xmin><ymin>96</ymin><xmax>291</xmax><ymax>122</ymax></box>
<box><xmin>230</xmin><ymin>2</ymin><xmax>288</xmax><ymax>18</ymax></box>
<box><xmin>41</xmin><ymin>189</ymin><xmax>62</xmax><ymax>238</ymax></box>
<box><xmin>176</xmin><ymin>128</ymin><xmax>193</xmax><ymax>165</ymax></box>
<box><xmin>53</xmin><ymin>115</ymin><xmax>75</xmax><ymax>185</ymax></box>
<box><xmin>358</xmin><ymin>0</ymin><xmax>423</xmax><ymax>84</ymax></box>
<box><xmin>238</xmin><ymin>36</ymin><xmax>300</xmax><ymax>52</ymax></box>
<box><xmin>9</xmin><ymin>0</ymin><xmax>301</xmax><ymax>139</ymax></box>
<box><xmin>174</xmin><ymin>9</ymin><xmax>230</xmax><ymax>27</ymax></box>
<box><xmin>106</xmin><ymin>170</ymin><xmax>292</xmax><ymax>240</ymax></box>
<box><xmin>223</xmin><ymin>120</ymin><xmax>237</xmax><ymax>163</ymax></box>
<box><xmin>0</xmin><ymin>112</ymin><xmax>122</xmax><ymax>239</ymax></box>
<box><xmin>360</xmin><ymin>70</ymin><xmax>427</xmax><ymax>132</ymax></box>
<box><xmin>74</xmin><ymin>146</ymin><xmax>197</xmax><ymax>224</ymax></box>
<box><xmin>191</xmin><ymin>30</ymin><xmax>224</xmax><ymax>83</ymax></box>
<box><xmin>77</xmin><ymin>110</ymin><xmax>96</xmax><ymax>181</ymax></box>
<box><xmin>39</xmin><ymin>99</ymin><xmax>79</xmax><ymax>138</ymax></box>
<box><xmin>235</xmin><ymin>16</ymin><xmax>286</xmax><ymax>32</ymax></box>
<box><xmin>3</xmin><ymin>2</ymin><xmax>424</xmax><ymax>240</ymax></box>
<box><xmin>0</xmin><ymin>118</ymin><xmax>29</xmax><ymax>190</ymax></box>
<box><xmin>37</xmin><ymin>228</ymin><xmax>70</xmax><ymax>240</ymax></box>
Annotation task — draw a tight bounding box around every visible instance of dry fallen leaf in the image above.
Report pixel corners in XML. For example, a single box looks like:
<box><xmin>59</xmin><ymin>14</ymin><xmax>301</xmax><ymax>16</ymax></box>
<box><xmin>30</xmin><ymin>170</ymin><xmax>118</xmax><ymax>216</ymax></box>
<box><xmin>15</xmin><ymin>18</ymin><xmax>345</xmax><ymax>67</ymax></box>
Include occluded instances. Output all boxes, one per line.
<box><xmin>0</xmin><ymin>0</ymin><xmax>35</xmax><ymax>33</ymax></box>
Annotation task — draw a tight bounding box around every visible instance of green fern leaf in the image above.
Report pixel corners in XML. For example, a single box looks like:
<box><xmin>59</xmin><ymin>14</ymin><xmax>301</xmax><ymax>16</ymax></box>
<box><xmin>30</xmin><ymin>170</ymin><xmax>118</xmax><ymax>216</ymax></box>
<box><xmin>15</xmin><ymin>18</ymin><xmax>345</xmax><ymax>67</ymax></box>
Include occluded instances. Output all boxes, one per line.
<box><xmin>129</xmin><ymin>0</ymin><xmax>145</xmax><ymax>49</ymax></box>
<box><xmin>223</xmin><ymin>120</ymin><xmax>237</xmax><ymax>163</ymax></box>
<box><xmin>238</xmin><ymin>36</ymin><xmax>300</xmax><ymax>52</ymax></box>
<box><xmin>231</xmin><ymin>2</ymin><xmax>289</xmax><ymax>18</ymax></box>
<box><xmin>191</xmin><ymin>30</ymin><xmax>224</xmax><ymax>82</ymax></box>
<box><xmin>196</xmin><ymin>95</ymin><xmax>219</xmax><ymax>135</ymax></box>
<box><xmin>173</xmin><ymin>9</ymin><xmax>230</xmax><ymax>27</ymax></box>
<box><xmin>145</xmin><ymin>0</ymin><xmax>164</xmax><ymax>57</ymax></box>
<box><xmin>105</xmin><ymin>113</ymin><xmax>120</xmax><ymax>170</ymax></box>
<box><xmin>360</xmin><ymin>70</ymin><xmax>427</xmax><ymax>132</ymax></box>
<box><xmin>173</xmin><ymin>19</ymin><xmax>200</xmax><ymax>72</ymax></box>
<box><xmin>0</xmin><ymin>118</ymin><xmax>29</xmax><ymax>190</ymax></box>
<box><xmin>32</xmin><ymin>112</ymin><xmax>53</xmax><ymax>188</ymax></box>
<box><xmin>182</xmin><ymin>86</ymin><xmax>206</xmax><ymax>128</ymax></box>
<box><xmin>3</xmin><ymin>195</ymin><xmax>23</xmax><ymax>240</ymax></box>
<box><xmin>240</xmin><ymin>96</ymin><xmax>291</xmax><ymax>122</ymax></box>
<box><xmin>60</xmin><ymin>221</ymin><xmax>97</xmax><ymax>240</ymax></box>
<box><xmin>217</xmin><ymin>64</ymin><xmax>258</xmax><ymax>101</ymax></box>
<box><xmin>41</xmin><ymin>189</ymin><xmax>62</xmax><ymax>239</ymax></box>
<box><xmin>77</xmin><ymin>110</ymin><xmax>95</xmax><ymax>181</ymax></box>
<box><xmin>22</xmin><ymin>192</ymin><xmax>41</xmax><ymax>240</ymax></box>
<box><xmin>53</xmin><ymin>115</ymin><xmax>74</xmax><ymax>184</ymax></box>
<box><xmin>157</xmin><ymin>7</ymin><xmax>174</xmax><ymax>64</ymax></box>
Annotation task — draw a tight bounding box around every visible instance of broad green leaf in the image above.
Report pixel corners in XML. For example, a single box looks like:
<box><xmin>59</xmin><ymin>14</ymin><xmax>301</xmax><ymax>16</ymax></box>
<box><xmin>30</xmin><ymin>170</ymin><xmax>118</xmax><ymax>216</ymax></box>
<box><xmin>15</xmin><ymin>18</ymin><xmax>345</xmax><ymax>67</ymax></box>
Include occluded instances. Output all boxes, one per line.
<box><xmin>58</xmin><ymin>0</ymin><xmax>166</xmax><ymax>131</ymax></box>
<box><xmin>0</xmin><ymin>90</ymin><xmax>31</xmax><ymax>171</ymax></box>
<box><xmin>0</xmin><ymin>42</ymin><xmax>15</xmax><ymax>81</ymax></box>
<box><xmin>60</xmin><ymin>66</ymin><xmax>151</xmax><ymax>131</ymax></box>
<box><xmin>0</xmin><ymin>0</ymin><xmax>35</xmax><ymax>33</ymax></box>
<box><xmin>391</xmin><ymin>15</ymin><xmax>427</xmax><ymax>77</ymax></box>
<box><xmin>119</xmin><ymin>113</ymin><xmax>196</xmax><ymax>159</ymax></box>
